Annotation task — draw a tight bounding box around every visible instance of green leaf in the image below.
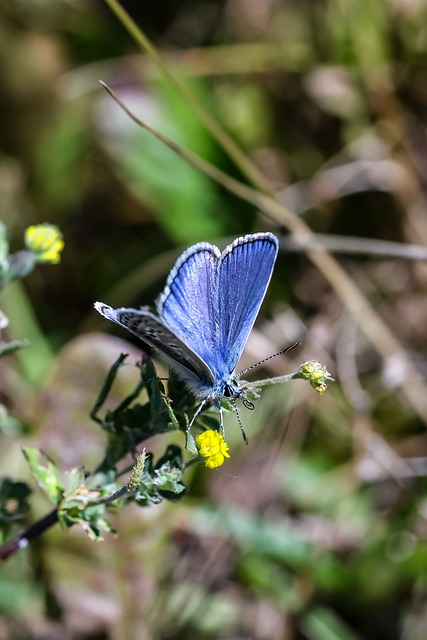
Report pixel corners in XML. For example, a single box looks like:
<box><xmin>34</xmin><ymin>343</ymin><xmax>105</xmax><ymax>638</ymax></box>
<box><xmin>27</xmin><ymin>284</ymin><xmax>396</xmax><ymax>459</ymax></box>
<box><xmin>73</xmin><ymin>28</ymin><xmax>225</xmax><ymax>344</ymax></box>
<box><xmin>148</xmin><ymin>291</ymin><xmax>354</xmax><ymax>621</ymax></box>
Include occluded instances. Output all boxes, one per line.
<box><xmin>134</xmin><ymin>451</ymin><xmax>186</xmax><ymax>506</ymax></box>
<box><xmin>185</xmin><ymin>431</ymin><xmax>198</xmax><ymax>455</ymax></box>
<box><xmin>160</xmin><ymin>391</ymin><xmax>181</xmax><ymax>431</ymax></box>
<box><xmin>155</xmin><ymin>463</ymin><xmax>186</xmax><ymax>498</ymax></box>
<box><xmin>301</xmin><ymin>607</ymin><xmax>362</xmax><ymax>640</ymax></box>
<box><xmin>22</xmin><ymin>447</ymin><xmax>64</xmax><ymax>505</ymax></box>
<box><xmin>90</xmin><ymin>353</ymin><xmax>128</xmax><ymax>424</ymax></box>
<box><xmin>57</xmin><ymin>468</ymin><xmax>121</xmax><ymax>541</ymax></box>
<box><xmin>141</xmin><ymin>360</ymin><xmax>179</xmax><ymax>431</ymax></box>
<box><xmin>154</xmin><ymin>447</ymin><xmax>186</xmax><ymax>499</ymax></box>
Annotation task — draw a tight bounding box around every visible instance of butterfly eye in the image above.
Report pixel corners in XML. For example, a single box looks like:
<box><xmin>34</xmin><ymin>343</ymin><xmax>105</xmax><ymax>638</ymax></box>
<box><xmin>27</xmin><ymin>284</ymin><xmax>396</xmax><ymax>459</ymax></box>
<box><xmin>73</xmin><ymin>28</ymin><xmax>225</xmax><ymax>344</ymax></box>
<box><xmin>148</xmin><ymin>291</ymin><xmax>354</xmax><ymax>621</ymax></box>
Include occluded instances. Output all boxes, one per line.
<box><xmin>223</xmin><ymin>383</ymin><xmax>234</xmax><ymax>398</ymax></box>
<box><xmin>224</xmin><ymin>381</ymin><xmax>242</xmax><ymax>399</ymax></box>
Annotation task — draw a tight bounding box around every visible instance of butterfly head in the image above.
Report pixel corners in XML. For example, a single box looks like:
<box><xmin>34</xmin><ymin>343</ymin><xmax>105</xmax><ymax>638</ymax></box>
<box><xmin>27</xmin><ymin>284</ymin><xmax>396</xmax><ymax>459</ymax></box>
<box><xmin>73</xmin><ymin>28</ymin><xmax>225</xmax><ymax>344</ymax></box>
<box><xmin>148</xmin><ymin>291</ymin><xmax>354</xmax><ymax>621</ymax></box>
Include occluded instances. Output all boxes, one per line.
<box><xmin>222</xmin><ymin>379</ymin><xmax>254</xmax><ymax>410</ymax></box>
<box><xmin>223</xmin><ymin>379</ymin><xmax>240</xmax><ymax>400</ymax></box>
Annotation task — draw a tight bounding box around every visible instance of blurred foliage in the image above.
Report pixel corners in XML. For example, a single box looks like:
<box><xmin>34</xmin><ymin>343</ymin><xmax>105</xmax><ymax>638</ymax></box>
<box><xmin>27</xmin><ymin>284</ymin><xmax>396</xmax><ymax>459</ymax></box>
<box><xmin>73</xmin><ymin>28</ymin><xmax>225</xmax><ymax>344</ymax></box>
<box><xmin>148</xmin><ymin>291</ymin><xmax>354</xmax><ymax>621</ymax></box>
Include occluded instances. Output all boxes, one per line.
<box><xmin>0</xmin><ymin>479</ymin><xmax>31</xmax><ymax>545</ymax></box>
<box><xmin>1</xmin><ymin>0</ymin><xmax>427</xmax><ymax>639</ymax></box>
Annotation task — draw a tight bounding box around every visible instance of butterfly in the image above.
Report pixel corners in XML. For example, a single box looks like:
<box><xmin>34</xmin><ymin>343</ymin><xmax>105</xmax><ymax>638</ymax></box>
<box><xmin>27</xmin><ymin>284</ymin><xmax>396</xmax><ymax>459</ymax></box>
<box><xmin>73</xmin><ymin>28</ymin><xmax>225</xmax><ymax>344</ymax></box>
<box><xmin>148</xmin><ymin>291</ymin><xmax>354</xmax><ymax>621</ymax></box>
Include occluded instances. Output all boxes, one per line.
<box><xmin>95</xmin><ymin>232</ymin><xmax>291</xmax><ymax>442</ymax></box>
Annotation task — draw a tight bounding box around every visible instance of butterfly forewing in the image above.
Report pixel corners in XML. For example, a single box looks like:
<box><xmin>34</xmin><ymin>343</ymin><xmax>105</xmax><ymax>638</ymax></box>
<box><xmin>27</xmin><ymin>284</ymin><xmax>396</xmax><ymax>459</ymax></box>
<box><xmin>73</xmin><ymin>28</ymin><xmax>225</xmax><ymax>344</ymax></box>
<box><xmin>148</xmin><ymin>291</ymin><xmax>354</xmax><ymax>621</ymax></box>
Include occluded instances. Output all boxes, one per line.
<box><xmin>156</xmin><ymin>243</ymin><xmax>221</xmax><ymax>374</ymax></box>
<box><xmin>218</xmin><ymin>233</ymin><xmax>278</xmax><ymax>375</ymax></box>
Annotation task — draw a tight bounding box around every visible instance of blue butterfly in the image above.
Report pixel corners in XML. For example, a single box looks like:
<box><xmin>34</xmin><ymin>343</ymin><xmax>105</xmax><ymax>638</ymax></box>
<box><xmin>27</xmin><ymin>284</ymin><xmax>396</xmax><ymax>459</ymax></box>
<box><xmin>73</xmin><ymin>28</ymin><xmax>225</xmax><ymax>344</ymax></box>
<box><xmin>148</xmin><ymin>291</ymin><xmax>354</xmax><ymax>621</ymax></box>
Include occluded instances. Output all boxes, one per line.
<box><xmin>95</xmin><ymin>232</ymin><xmax>283</xmax><ymax>442</ymax></box>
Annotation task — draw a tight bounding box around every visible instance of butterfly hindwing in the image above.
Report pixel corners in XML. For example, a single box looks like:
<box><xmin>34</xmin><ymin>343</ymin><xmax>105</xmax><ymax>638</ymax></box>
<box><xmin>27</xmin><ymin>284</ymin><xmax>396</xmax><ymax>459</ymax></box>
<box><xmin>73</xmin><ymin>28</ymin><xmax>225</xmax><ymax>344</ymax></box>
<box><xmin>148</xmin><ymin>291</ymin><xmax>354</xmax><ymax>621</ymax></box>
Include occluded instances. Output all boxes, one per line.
<box><xmin>94</xmin><ymin>303</ymin><xmax>215</xmax><ymax>387</ymax></box>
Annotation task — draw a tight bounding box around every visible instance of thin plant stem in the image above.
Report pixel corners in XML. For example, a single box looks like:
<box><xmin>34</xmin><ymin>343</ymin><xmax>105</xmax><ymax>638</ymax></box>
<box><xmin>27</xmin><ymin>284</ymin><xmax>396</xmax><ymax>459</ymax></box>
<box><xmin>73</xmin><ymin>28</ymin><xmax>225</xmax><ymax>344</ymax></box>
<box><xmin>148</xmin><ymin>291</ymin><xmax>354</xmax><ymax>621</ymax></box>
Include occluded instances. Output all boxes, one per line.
<box><xmin>0</xmin><ymin>509</ymin><xmax>58</xmax><ymax>563</ymax></box>
<box><xmin>103</xmin><ymin>0</ymin><xmax>274</xmax><ymax>195</ymax></box>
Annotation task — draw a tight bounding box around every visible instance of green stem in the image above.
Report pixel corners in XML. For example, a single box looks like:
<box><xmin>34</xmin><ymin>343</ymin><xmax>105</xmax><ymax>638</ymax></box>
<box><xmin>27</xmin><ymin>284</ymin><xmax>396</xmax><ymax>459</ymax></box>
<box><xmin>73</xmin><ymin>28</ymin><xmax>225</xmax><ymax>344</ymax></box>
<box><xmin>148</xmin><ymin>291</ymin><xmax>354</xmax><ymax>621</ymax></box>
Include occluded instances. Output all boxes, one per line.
<box><xmin>244</xmin><ymin>373</ymin><xmax>297</xmax><ymax>388</ymax></box>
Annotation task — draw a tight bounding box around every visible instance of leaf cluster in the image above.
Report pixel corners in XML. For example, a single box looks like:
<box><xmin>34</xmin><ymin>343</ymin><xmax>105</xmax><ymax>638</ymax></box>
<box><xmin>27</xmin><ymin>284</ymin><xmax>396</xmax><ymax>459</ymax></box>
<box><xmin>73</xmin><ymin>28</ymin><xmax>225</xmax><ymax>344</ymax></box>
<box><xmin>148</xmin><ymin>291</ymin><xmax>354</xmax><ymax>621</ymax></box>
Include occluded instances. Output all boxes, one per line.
<box><xmin>13</xmin><ymin>356</ymin><xmax>190</xmax><ymax>543</ymax></box>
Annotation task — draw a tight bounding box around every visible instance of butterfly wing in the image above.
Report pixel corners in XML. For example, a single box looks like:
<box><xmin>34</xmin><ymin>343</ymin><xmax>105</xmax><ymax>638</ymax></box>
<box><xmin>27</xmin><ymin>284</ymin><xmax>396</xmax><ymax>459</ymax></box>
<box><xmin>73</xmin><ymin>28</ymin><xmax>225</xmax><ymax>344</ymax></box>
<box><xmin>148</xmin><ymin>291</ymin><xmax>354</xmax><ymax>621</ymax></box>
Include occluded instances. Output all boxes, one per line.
<box><xmin>95</xmin><ymin>232</ymin><xmax>278</xmax><ymax>398</ymax></box>
<box><xmin>156</xmin><ymin>242</ymin><xmax>221</xmax><ymax>374</ymax></box>
<box><xmin>217</xmin><ymin>233</ymin><xmax>278</xmax><ymax>375</ymax></box>
<box><xmin>94</xmin><ymin>302</ymin><xmax>215</xmax><ymax>389</ymax></box>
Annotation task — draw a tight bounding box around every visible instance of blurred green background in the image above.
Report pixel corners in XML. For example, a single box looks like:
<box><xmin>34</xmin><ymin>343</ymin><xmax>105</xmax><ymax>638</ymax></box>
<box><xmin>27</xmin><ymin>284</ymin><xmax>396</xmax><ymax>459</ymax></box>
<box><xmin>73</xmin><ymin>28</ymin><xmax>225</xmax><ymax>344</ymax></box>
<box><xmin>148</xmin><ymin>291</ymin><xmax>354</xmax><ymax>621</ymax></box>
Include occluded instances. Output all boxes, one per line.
<box><xmin>2</xmin><ymin>0</ymin><xmax>427</xmax><ymax>638</ymax></box>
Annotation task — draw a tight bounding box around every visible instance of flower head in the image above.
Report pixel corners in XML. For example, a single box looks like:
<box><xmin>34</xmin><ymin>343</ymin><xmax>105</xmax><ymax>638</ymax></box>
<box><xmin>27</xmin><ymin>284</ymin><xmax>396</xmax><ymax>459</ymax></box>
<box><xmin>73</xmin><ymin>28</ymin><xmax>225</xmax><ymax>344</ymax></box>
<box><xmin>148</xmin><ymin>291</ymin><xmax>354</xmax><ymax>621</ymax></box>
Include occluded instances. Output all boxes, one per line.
<box><xmin>196</xmin><ymin>430</ymin><xmax>230</xmax><ymax>469</ymax></box>
<box><xmin>25</xmin><ymin>224</ymin><xmax>64</xmax><ymax>264</ymax></box>
<box><xmin>299</xmin><ymin>361</ymin><xmax>334</xmax><ymax>394</ymax></box>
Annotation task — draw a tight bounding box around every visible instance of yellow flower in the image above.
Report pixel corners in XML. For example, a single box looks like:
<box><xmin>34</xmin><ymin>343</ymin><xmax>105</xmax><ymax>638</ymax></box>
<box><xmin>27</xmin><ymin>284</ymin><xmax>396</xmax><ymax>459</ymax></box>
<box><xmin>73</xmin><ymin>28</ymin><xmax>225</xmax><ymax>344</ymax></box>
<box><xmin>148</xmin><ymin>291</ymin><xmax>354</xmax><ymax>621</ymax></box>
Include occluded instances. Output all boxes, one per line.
<box><xmin>196</xmin><ymin>430</ymin><xmax>230</xmax><ymax>469</ymax></box>
<box><xmin>299</xmin><ymin>361</ymin><xmax>334</xmax><ymax>394</ymax></box>
<box><xmin>25</xmin><ymin>224</ymin><xmax>64</xmax><ymax>264</ymax></box>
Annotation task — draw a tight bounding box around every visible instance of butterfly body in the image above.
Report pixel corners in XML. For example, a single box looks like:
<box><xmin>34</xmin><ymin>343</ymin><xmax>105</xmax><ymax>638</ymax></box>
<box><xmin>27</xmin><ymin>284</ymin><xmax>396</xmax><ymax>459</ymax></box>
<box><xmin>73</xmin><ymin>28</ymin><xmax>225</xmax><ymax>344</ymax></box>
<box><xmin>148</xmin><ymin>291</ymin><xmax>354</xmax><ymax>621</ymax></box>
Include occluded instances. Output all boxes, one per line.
<box><xmin>95</xmin><ymin>233</ymin><xmax>279</xmax><ymax>428</ymax></box>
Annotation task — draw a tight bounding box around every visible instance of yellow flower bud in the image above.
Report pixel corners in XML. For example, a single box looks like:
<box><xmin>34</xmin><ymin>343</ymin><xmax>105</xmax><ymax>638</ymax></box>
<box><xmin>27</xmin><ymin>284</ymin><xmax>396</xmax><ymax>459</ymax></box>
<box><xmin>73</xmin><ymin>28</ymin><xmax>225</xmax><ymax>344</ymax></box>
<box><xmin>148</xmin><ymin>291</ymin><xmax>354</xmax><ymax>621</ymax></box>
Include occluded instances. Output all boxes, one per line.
<box><xmin>25</xmin><ymin>224</ymin><xmax>64</xmax><ymax>264</ymax></box>
<box><xmin>299</xmin><ymin>361</ymin><xmax>334</xmax><ymax>393</ymax></box>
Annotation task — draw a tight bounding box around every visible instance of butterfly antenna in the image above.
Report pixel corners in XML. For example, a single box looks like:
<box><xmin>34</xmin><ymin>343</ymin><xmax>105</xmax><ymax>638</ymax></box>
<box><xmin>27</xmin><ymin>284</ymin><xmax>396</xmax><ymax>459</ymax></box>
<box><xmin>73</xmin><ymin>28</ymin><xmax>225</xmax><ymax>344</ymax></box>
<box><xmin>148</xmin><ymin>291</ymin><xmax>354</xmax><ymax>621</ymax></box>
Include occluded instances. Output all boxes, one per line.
<box><xmin>237</xmin><ymin>342</ymin><xmax>300</xmax><ymax>378</ymax></box>
<box><xmin>230</xmin><ymin>398</ymin><xmax>248</xmax><ymax>445</ymax></box>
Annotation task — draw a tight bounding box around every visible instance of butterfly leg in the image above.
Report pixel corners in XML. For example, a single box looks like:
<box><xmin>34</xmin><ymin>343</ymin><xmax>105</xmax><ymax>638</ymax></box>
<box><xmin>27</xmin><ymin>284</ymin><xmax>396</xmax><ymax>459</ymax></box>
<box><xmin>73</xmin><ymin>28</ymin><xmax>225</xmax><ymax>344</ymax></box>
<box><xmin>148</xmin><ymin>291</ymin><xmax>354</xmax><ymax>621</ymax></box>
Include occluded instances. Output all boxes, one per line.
<box><xmin>218</xmin><ymin>402</ymin><xmax>225</xmax><ymax>436</ymax></box>
<box><xmin>187</xmin><ymin>399</ymin><xmax>208</xmax><ymax>433</ymax></box>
